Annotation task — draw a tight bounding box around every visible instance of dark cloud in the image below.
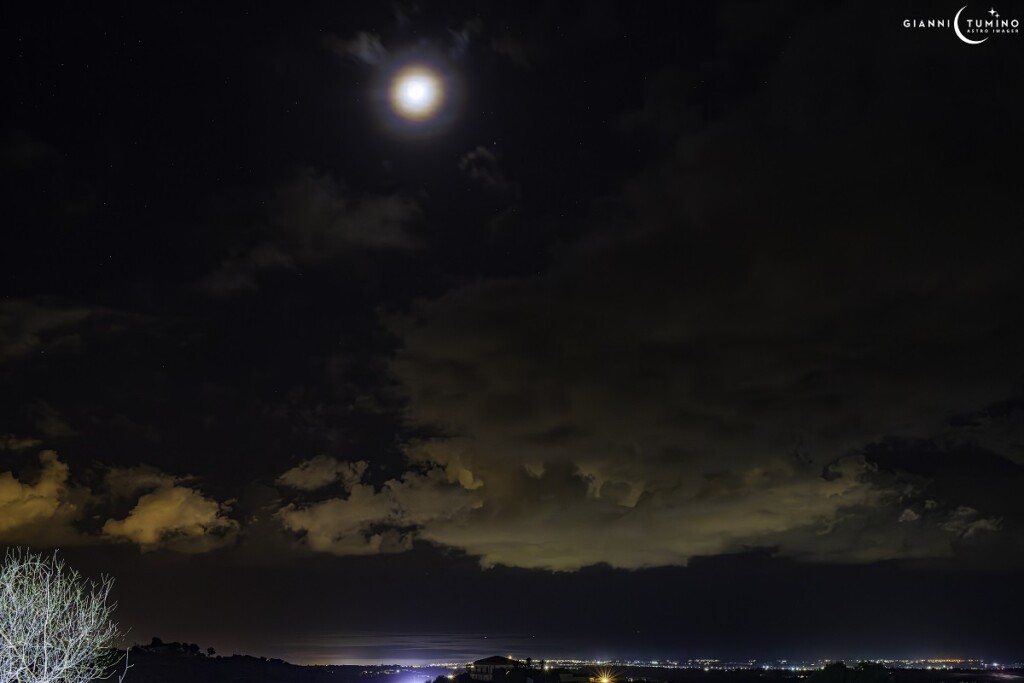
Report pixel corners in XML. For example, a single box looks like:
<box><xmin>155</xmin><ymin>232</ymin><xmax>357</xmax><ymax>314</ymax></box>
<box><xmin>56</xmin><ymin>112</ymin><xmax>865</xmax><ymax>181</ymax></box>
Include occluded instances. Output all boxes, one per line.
<box><xmin>489</xmin><ymin>35</ymin><xmax>539</xmax><ymax>69</ymax></box>
<box><xmin>199</xmin><ymin>169</ymin><xmax>421</xmax><ymax>295</ymax></box>
<box><xmin>266</xmin><ymin>171</ymin><xmax>420</xmax><ymax>251</ymax></box>
<box><xmin>105</xmin><ymin>464</ymin><xmax>183</xmax><ymax>498</ymax></box>
<box><xmin>0</xmin><ymin>300</ymin><xmax>91</xmax><ymax>363</ymax></box>
<box><xmin>448</xmin><ymin>18</ymin><xmax>483</xmax><ymax>60</ymax></box>
<box><xmin>28</xmin><ymin>401</ymin><xmax>80</xmax><ymax>439</ymax></box>
<box><xmin>374</xmin><ymin>2</ymin><xmax>1024</xmax><ymax>570</ymax></box>
<box><xmin>5</xmin><ymin>3</ymin><xmax>1020</xmax><ymax>574</ymax></box>
<box><xmin>324</xmin><ymin>31</ymin><xmax>390</xmax><ymax>66</ymax></box>
<box><xmin>0</xmin><ymin>435</ymin><xmax>43</xmax><ymax>451</ymax></box>
<box><xmin>1</xmin><ymin>129</ymin><xmax>62</xmax><ymax>170</ymax></box>
<box><xmin>197</xmin><ymin>243</ymin><xmax>295</xmax><ymax>296</ymax></box>
<box><xmin>457</xmin><ymin>145</ymin><xmax>519</xmax><ymax>198</ymax></box>
<box><xmin>276</xmin><ymin>456</ymin><xmax>368</xmax><ymax>491</ymax></box>
<box><xmin>389</xmin><ymin>2</ymin><xmax>420</xmax><ymax>31</ymax></box>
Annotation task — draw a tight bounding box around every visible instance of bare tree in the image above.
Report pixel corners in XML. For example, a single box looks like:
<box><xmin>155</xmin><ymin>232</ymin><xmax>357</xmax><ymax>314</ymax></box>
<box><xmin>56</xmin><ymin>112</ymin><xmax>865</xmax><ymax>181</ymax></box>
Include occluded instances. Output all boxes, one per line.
<box><xmin>0</xmin><ymin>549</ymin><xmax>123</xmax><ymax>683</ymax></box>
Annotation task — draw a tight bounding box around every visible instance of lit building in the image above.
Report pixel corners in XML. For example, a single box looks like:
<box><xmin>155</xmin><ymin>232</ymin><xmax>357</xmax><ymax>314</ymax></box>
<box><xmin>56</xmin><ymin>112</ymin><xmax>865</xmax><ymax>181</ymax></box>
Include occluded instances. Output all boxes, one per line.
<box><xmin>469</xmin><ymin>656</ymin><xmax>524</xmax><ymax>681</ymax></box>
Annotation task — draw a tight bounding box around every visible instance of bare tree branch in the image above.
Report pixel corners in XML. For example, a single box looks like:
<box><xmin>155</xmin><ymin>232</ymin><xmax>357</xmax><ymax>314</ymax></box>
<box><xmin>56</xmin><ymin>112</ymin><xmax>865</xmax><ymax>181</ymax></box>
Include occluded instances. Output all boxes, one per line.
<box><xmin>0</xmin><ymin>549</ymin><xmax>122</xmax><ymax>683</ymax></box>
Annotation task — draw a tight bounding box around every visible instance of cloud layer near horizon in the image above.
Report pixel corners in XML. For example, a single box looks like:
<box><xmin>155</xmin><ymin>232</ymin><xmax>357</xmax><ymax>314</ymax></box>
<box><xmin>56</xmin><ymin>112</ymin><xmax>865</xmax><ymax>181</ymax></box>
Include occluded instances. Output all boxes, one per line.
<box><xmin>0</xmin><ymin>452</ymin><xmax>239</xmax><ymax>553</ymax></box>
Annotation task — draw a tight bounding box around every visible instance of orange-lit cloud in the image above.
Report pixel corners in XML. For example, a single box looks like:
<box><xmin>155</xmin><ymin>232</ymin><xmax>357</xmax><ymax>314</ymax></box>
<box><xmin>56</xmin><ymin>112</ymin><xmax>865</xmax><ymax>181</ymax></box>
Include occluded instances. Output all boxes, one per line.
<box><xmin>102</xmin><ymin>484</ymin><xmax>239</xmax><ymax>553</ymax></box>
<box><xmin>274</xmin><ymin>457</ymin><xmax>482</xmax><ymax>555</ymax></box>
<box><xmin>277</xmin><ymin>482</ymin><xmax>407</xmax><ymax>555</ymax></box>
<box><xmin>0</xmin><ymin>450</ymin><xmax>83</xmax><ymax>545</ymax></box>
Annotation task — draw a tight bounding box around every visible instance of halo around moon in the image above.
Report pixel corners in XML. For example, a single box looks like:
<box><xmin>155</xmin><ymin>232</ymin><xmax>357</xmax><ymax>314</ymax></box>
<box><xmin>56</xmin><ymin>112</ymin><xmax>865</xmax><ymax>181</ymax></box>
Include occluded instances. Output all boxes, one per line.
<box><xmin>389</xmin><ymin>66</ymin><xmax>444</xmax><ymax>121</ymax></box>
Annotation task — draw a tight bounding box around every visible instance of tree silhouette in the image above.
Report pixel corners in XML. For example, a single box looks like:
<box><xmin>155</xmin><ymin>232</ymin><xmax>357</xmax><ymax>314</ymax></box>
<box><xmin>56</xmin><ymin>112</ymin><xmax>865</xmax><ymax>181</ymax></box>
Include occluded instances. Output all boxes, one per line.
<box><xmin>0</xmin><ymin>549</ymin><xmax>124</xmax><ymax>683</ymax></box>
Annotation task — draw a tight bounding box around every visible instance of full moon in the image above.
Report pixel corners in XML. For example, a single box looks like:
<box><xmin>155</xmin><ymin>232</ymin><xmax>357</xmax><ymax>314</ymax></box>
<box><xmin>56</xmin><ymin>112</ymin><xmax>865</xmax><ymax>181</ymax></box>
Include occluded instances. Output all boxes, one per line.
<box><xmin>389</xmin><ymin>66</ymin><xmax>443</xmax><ymax>121</ymax></box>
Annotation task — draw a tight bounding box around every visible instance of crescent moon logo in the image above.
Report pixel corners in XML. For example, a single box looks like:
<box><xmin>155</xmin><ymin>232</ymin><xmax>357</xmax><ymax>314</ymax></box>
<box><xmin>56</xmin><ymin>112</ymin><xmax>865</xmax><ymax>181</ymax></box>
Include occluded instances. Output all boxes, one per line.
<box><xmin>954</xmin><ymin>5</ymin><xmax>989</xmax><ymax>44</ymax></box>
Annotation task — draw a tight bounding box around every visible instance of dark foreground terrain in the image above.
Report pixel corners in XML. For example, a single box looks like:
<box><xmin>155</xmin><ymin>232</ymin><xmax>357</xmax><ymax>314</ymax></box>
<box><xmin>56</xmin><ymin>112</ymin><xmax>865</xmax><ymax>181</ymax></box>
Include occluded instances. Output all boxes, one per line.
<box><xmin>106</xmin><ymin>644</ymin><xmax>1023</xmax><ymax>683</ymax></box>
<box><xmin>107</xmin><ymin>640</ymin><xmax>450</xmax><ymax>683</ymax></box>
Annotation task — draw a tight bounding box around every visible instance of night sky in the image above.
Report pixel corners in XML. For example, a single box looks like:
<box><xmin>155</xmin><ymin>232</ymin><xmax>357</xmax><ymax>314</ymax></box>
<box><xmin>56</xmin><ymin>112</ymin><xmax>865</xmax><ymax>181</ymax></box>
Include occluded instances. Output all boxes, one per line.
<box><xmin>3</xmin><ymin>0</ymin><xmax>1024</xmax><ymax>666</ymax></box>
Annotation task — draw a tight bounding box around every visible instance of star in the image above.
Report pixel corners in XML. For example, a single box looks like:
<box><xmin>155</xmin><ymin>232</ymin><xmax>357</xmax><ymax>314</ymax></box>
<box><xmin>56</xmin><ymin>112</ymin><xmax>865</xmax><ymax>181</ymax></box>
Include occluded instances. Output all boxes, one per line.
<box><xmin>988</xmin><ymin>7</ymin><xmax>999</xmax><ymax>16</ymax></box>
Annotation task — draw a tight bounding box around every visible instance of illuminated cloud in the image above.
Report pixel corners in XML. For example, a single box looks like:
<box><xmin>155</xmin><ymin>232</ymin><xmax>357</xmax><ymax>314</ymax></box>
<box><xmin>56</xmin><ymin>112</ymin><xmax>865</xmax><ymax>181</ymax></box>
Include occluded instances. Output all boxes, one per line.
<box><xmin>1</xmin><ymin>453</ymin><xmax>242</xmax><ymax>552</ymax></box>
<box><xmin>276</xmin><ymin>456</ymin><xmax>368</xmax><ymax>492</ymax></box>
<box><xmin>0</xmin><ymin>450</ymin><xmax>83</xmax><ymax>545</ymax></box>
<box><xmin>102</xmin><ymin>483</ymin><xmax>239</xmax><ymax>553</ymax></box>
<box><xmin>384</xmin><ymin>260</ymin><xmax>1016</xmax><ymax>569</ymax></box>
<box><xmin>276</xmin><ymin>483</ymin><xmax>408</xmax><ymax>556</ymax></box>
<box><xmin>384</xmin><ymin>466</ymin><xmax>483</xmax><ymax>526</ymax></box>
<box><xmin>275</xmin><ymin>462</ymin><xmax>481</xmax><ymax>555</ymax></box>
<box><xmin>899</xmin><ymin>508</ymin><xmax>920</xmax><ymax>522</ymax></box>
<box><xmin>276</xmin><ymin>446</ymin><xmax>954</xmax><ymax>569</ymax></box>
<box><xmin>406</xmin><ymin>456</ymin><xmax>920</xmax><ymax>570</ymax></box>
<box><xmin>406</xmin><ymin>442</ymin><xmax>484</xmax><ymax>491</ymax></box>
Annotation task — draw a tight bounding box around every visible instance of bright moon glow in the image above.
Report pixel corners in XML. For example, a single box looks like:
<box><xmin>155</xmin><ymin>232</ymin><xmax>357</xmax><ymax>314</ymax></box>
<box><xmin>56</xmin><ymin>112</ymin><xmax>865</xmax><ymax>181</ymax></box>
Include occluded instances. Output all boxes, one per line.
<box><xmin>390</xmin><ymin>67</ymin><xmax>443</xmax><ymax>121</ymax></box>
